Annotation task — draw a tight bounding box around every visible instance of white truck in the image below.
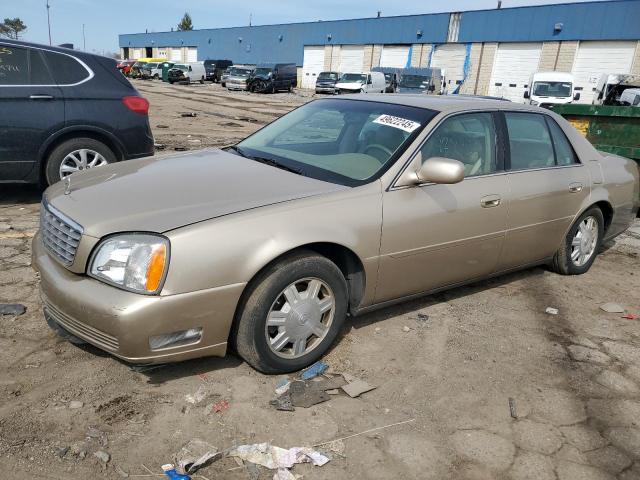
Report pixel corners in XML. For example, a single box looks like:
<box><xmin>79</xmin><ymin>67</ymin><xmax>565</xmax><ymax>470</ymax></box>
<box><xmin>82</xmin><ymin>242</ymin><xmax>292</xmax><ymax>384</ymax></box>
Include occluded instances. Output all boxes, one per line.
<box><xmin>593</xmin><ymin>74</ymin><xmax>640</xmax><ymax>105</ymax></box>
<box><xmin>524</xmin><ymin>71</ymin><xmax>579</xmax><ymax>108</ymax></box>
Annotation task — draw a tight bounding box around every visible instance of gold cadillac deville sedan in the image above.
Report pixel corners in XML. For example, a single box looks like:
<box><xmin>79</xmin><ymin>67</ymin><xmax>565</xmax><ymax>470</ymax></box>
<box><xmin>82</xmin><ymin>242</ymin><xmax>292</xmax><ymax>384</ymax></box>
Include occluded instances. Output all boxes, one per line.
<box><xmin>33</xmin><ymin>95</ymin><xmax>640</xmax><ymax>373</ymax></box>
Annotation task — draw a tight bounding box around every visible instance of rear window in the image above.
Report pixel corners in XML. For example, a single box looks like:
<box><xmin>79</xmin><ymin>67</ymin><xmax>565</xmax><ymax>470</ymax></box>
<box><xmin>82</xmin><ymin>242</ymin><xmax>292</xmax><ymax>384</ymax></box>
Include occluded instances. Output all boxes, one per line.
<box><xmin>42</xmin><ymin>50</ymin><xmax>91</xmax><ymax>85</ymax></box>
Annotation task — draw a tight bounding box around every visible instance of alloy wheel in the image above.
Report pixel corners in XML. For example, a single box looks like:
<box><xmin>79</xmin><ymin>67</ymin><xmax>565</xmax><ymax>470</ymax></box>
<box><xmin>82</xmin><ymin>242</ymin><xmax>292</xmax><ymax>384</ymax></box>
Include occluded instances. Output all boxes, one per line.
<box><xmin>59</xmin><ymin>149</ymin><xmax>109</xmax><ymax>179</ymax></box>
<box><xmin>265</xmin><ymin>277</ymin><xmax>335</xmax><ymax>359</ymax></box>
<box><xmin>570</xmin><ymin>216</ymin><xmax>599</xmax><ymax>267</ymax></box>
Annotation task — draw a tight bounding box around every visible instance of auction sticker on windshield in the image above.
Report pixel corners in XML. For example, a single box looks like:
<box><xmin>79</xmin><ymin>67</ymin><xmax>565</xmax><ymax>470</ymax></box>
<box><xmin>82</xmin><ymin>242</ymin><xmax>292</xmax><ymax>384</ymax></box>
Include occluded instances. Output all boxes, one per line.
<box><xmin>373</xmin><ymin>114</ymin><xmax>421</xmax><ymax>133</ymax></box>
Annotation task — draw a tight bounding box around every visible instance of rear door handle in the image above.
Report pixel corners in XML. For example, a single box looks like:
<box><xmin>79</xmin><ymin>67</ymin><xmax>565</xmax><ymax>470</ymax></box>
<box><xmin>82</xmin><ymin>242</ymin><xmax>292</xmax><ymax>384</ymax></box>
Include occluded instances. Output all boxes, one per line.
<box><xmin>29</xmin><ymin>95</ymin><xmax>54</xmax><ymax>100</ymax></box>
<box><xmin>569</xmin><ymin>182</ymin><xmax>583</xmax><ymax>193</ymax></box>
<box><xmin>481</xmin><ymin>194</ymin><xmax>501</xmax><ymax>208</ymax></box>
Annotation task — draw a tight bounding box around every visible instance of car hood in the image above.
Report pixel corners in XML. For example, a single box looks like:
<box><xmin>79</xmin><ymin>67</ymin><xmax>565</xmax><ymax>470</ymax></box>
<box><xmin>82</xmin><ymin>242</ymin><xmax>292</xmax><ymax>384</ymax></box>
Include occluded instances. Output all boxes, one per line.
<box><xmin>45</xmin><ymin>149</ymin><xmax>346</xmax><ymax>238</ymax></box>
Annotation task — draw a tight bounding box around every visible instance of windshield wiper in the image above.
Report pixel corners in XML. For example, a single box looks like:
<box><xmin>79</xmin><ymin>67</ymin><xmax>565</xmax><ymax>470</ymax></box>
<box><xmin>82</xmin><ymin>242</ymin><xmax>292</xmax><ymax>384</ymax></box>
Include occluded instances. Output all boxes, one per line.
<box><xmin>227</xmin><ymin>146</ymin><xmax>304</xmax><ymax>175</ymax></box>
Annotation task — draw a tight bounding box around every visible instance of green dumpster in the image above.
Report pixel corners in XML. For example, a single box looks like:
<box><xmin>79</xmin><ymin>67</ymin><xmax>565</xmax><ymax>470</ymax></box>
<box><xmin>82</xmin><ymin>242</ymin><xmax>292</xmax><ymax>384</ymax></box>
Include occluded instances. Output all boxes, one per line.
<box><xmin>549</xmin><ymin>103</ymin><xmax>640</xmax><ymax>163</ymax></box>
<box><xmin>160</xmin><ymin>62</ymin><xmax>175</xmax><ymax>82</ymax></box>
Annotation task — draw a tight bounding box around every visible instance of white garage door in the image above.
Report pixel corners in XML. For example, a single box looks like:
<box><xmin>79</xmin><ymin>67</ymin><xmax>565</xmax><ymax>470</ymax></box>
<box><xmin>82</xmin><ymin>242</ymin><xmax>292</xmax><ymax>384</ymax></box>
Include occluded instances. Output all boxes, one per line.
<box><xmin>132</xmin><ymin>48</ymin><xmax>142</xmax><ymax>59</ymax></box>
<box><xmin>170</xmin><ymin>48</ymin><xmax>182</xmax><ymax>61</ymax></box>
<box><xmin>571</xmin><ymin>41</ymin><xmax>636</xmax><ymax>104</ymax></box>
<box><xmin>339</xmin><ymin>45</ymin><xmax>365</xmax><ymax>73</ymax></box>
<box><xmin>488</xmin><ymin>43</ymin><xmax>542</xmax><ymax>102</ymax></box>
<box><xmin>302</xmin><ymin>45</ymin><xmax>325</xmax><ymax>89</ymax></box>
<box><xmin>187</xmin><ymin>47</ymin><xmax>198</xmax><ymax>62</ymax></box>
<box><xmin>380</xmin><ymin>45</ymin><xmax>410</xmax><ymax>68</ymax></box>
<box><xmin>431</xmin><ymin>44</ymin><xmax>467</xmax><ymax>93</ymax></box>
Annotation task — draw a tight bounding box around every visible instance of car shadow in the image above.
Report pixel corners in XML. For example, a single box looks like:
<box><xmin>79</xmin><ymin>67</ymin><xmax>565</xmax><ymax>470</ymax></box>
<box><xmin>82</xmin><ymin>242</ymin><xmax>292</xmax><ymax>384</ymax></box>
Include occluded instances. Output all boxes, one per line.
<box><xmin>0</xmin><ymin>184</ymin><xmax>43</xmax><ymax>205</ymax></box>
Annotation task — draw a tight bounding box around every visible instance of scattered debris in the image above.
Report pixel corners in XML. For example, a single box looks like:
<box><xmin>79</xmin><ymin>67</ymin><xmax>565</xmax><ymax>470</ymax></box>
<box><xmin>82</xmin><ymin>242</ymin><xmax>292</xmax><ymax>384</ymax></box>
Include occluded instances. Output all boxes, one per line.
<box><xmin>270</xmin><ymin>393</ymin><xmax>295</xmax><ymax>411</ymax></box>
<box><xmin>374</xmin><ymin>327</ymin><xmax>382</xmax><ymax>334</ymax></box>
<box><xmin>274</xmin><ymin>469</ymin><xmax>298</xmax><ymax>480</ymax></box>
<box><xmin>341</xmin><ymin>377</ymin><xmax>377</xmax><ymax>398</ymax></box>
<box><xmin>162</xmin><ymin>463</ymin><xmax>190</xmax><ymax>479</ymax></box>
<box><xmin>414</xmin><ymin>313</ymin><xmax>430</xmax><ymax>326</ymax></box>
<box><xmin>545</xmin><ymin>307</ymin><xmax>559</xmax><ymax>315</ymax></box>
<box><xmin>289</xmin><ymin>380</ymin><xmax>330</xmax><ymax>408</ymax></box>
<box><xmin>312</xmin><ymin>418</ymin><xmax>416</xmax><ymax>447</ymax></box>
<box><xmin>184</xmin><ymin>385</ymin><xmax>207</xmax><ymax>405</ymax></box>
<box><xmin>402</xmin><ymin>326</ymin><xmax>411</xmax><ymax>332</ymax></box>
<box><xmin>94</xmin><ymin>450</ymin><xmax>111</xmax><ymax>463</ymax></box>
<box><xmin>175</xmin><ymin>438</ymin><xmax>222</xmax><ymax>474</ymax></box>
<box><xmin>600</xmin><ymin>302</ymin><xmax>625</xmax><ymax>313</ymax></box>
<box><xmin>622</xmin><ymin>313</ymin><xmax>638</xmax><ymax>320</ymax></box>
<box><xmin>0</xmin><ymin>304</ymin><xmax>26</xmax><ymax>316</ymax></box>
<box><xmin>114</xmin><ymin>465</ymin><xmax>130</xmax><ymax>478</ymax></box>
<box><xmin>228</xmin><ymin>443</ymin><xmax>329</xmax><ymax>470</ymax></box>
<box><xmin>56</xmin><ymin>446</ymin><xmax>69</xmax><ymax>458</ymax></box>
<box><xmin>156</xmin><ymin>124</ymin><xmax>169</xmax><ymax>129</ymax></box>
<box><xmin>154</xmin><ymin>143</ymin><xmax>166</xmax><ymax>150</ymax></box>
<box><xmin>69</xmin><ymin>401</ymin><xmax>84</xmax><ymax>409</ymax></box>
<box><xmin>508</xmin><ymin>397</ymin><xmax>517</xmax><ymax>419</ymax></box>
<box><xmin>180</xmin><ymin>112</ymin><xmax>198</xmax><ymax>117</ymax></box>
<box><xmin>300</xmin><ymin>361</ymin><xmax>329</xmax><ymax>380</ymax></box>
<box><xmin>212</xmin><ymin>399</ymin><xmax>230</xmax><ymax>413</ymax></box>
<box><xmin>174</xmin><ymin>146</ymin><xmax>189</xmax><ymax>151</ymax></box>
<box><xmin>275</xmin><ymin>378</ymin><xmax>291</xmax><ymax>395</ymax></box>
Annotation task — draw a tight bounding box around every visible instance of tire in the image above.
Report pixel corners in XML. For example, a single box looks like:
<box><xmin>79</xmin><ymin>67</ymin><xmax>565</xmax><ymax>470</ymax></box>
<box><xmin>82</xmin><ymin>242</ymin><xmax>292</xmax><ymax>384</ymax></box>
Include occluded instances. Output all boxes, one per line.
<box><xmin>551</xmin><ymin>207</ymin><xmax>604</xmax><ymax>275</ymax></box>
<box><xmin>44</xmin><ymin>137</ymin><xmax>116</xmax><ymax>186</ymax></box>
<box><xmin>221</xmin><ymin>82</ymin><xmax>226</xmax><ymax>87</ymax></box>
<box><xmin>153</xmin><ymin>74</ymin><xmax>159</xmax><ymax>80</ymax></box>
<box><xmin>271</xmin><ymin>83</ymin><xmax>276</xmax><ymax>94</ymax></box>
<box><xmin>233</xmin><ymin>251</ymin><xmax>348</xmax><ymax>374</ymax></box>
<box><xmin>199</xmin><ymin>77</ymin><xmax>204</xmax><ymax>84</ymax></box>
<box><xmin>169</xmin><ymin>80</ymin><xmax>174</xmax><ymax>84</ymax></box>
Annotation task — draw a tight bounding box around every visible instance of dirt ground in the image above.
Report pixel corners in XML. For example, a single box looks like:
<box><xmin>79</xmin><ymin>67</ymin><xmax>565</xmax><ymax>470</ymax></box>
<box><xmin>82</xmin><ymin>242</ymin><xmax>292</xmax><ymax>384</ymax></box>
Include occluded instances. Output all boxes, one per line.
<box><xmin>1</xmin><ymin>80</ymin><xmax>640</xmax><ymax>480</ymax></box>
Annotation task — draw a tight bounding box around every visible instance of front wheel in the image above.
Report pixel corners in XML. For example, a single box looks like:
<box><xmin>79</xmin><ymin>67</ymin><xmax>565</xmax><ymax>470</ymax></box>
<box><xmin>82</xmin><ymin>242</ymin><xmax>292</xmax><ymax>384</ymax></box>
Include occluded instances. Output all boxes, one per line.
<box><xmin>233</xmin><ymin>251</ymin><xmax>348</xmax><ymax>373</ymax></box>
<box><xmin>45</xmin><ymin>138</ymin><xmax>116</xmax><ymax>186</ymax></box>
<box><xmin>550</xmin><ymin>207</ymin><xmax>604</xmax><ymax>275</ymax></box>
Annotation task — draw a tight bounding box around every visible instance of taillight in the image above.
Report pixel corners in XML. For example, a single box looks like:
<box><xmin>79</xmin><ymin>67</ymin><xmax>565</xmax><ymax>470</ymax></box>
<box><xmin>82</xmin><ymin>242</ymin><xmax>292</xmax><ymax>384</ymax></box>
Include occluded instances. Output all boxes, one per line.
<box><xmin>122</xmin><ymin>96</ymin><xmax>149</xmax><ymax>115</ymax></box>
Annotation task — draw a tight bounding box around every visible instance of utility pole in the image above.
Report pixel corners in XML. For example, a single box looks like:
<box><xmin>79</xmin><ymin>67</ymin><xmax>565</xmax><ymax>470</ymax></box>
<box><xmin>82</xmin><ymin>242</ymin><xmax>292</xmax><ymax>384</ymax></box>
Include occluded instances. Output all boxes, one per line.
<box><xmin>46</xmin><ymin>0</ymin><xmax>52</xmax><ymax>45</ymax></box>
<box><xmin>249</xmin><ymin>13</ymin><xmax>252</xmax><ymax>26</ymax></box>
<box><xmin>82</xmin><ymin>23</ymin><xmax>86</xmax><ymax>50</ymax></box>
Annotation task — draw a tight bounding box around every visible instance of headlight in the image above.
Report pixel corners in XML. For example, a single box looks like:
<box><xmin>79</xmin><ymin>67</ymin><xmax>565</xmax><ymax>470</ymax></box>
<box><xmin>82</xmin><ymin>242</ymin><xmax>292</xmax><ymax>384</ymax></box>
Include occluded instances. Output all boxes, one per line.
<box><xmin>89</xmin><ymin>234</ymin><xmax>169</xmax><ymax>294</ymax></box>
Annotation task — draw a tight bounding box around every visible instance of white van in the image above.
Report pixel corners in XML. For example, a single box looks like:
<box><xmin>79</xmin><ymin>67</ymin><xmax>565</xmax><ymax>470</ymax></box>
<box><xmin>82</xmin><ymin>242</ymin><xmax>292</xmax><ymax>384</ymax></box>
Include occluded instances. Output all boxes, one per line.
<box><xmin>524</xmin><ymin>72</ymin><xmax>579</xmax><ymax>108</ymax></box>
<box><xmin>335</xmin><ymin>71</ymin><xmax>386</xmax><ymax>94</ymax></box>
<box><xmin>620</xmin><ymin>88</ymin><xmax>640</xmax><ymax>107</ymax></box>
<box><xmin>169</xmin><ymin>62</ymin><xmax>207</xmax><ymax>84</ymax></box>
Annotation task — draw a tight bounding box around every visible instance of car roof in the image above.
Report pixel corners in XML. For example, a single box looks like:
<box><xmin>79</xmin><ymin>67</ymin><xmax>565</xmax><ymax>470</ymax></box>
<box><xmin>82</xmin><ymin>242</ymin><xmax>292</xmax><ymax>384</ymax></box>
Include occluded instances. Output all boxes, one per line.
<box><xmin>0</xmin><ymin>38</ymin><xmax>107</xmax><ymax>61</ymax></box>
<box><xmin>330</xmin><ymin>93</ymin><xmax>543</xmax><ymax>113</ymax></box>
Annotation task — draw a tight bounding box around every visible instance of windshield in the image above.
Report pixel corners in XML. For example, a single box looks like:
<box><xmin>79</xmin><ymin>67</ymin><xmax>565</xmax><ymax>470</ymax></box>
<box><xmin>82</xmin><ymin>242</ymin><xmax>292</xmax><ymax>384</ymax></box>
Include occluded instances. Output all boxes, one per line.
<box><xmin>254</xmin><ymin>67</ymin><xmax>273</xmax><ymax>76</ymax></box>
<box><xmin>532</xmin><ymin>81</ymin><xmax>572</xmax><ymax>97</ymax></box>
<box><xmin>384</xmin><ymin>73</ymin><xmax>394</xmax><ymax>82</ymax></box>
<box><xmin>340</xmin><ymin>73</ymin><xmax>367</xmax><ymax>83</ymax></box>
<box><xmin>173</xmin><ymin>64</ymin><xmax>188</xmax><ymax>70</ymax></box>
<box><xmin>236</xmin><ymin>99</ymin><xmax>436</xmax><ymax>186</ymax></box>
<box><xmin>399</xmin><ymin>75</ymin><xmax>431</xmax><ymax>89</ymax></box>
<box><xmin>318</xmin><ymin>72</ymin><xmax>338</xmax><ymax>80</ymax></box>
<box><xmin>230</xmin><ymin>68</ymin><xmax>251</xmax><ymax>77</ymax></box>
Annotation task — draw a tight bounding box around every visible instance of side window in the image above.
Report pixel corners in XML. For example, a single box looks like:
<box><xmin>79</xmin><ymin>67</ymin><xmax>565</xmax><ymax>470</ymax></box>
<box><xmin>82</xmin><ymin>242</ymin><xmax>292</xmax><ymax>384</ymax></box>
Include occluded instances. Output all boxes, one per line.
<box><xmin>41</xmin><ymin>50</ymin><xmax>89</xmax><ymax>85</ymax></box>
<box><xmin>634</xmin><ymin>95</ymin><xmax>640</xmax><ymax>106</ymax></box>
<box><xmin>505</xmin><ymin>113</ymin><xmax>554</xmax><ymax>170</ymax></box>
<box><xmin>546</xmin><ymin>117</ymin><xmax>577</xmax><ymax>166</ymax></box>
<box><xmin>0</xmin><ymin>45</ymin><xmax>28</xmax><ymax>85</ymax></box>
<box><xmin>420</xmin><ymin>112</ymin><xmax>497</xmax><ymax>177</ymax></box>
<box><xmin>272</xmin><ymin>109</ymin><xmax>345</xmax><ymax>145</ymax></box>
<box><xmin>30</xmin><ymin>49</ymin><xmax>54</xmax><ymax>85</ymax></box>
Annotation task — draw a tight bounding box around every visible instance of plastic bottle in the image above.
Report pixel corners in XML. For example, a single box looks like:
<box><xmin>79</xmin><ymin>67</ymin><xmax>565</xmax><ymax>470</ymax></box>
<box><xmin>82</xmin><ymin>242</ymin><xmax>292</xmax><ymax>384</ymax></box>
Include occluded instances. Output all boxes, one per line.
<box><xmin>161</xmin><ymin>464</ymin><xmax>191</xmax><ymax>480</ymax></box>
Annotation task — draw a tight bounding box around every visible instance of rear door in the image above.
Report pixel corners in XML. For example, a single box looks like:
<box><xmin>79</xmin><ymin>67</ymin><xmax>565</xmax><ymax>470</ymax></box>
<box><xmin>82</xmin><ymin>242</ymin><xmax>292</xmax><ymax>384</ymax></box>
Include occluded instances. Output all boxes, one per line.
<box><xmin>0</xmin><ymin>44</ymin><xmax>64</xmax><ymax>181</ymax></box>
<box><xmin>497</xmin><ymin>111</ymin><xmax>590</xmax><ymax>270</ymax></box>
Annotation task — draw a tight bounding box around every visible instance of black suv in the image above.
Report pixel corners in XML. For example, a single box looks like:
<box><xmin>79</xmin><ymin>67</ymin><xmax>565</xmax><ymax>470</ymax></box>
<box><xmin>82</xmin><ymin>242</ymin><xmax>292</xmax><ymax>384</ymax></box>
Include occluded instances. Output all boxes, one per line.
<box><xmin>0</xmin><ymin>40</ymin><xmax>154</xmax><ymax>186</ymax></box>
<box><xmin>248</xmin><ymin>63</ymin><xmax>297</xmax><ymax>93</ymax></box>
<box><xmin>204</xmin><ymin>59</ymin><xmax>232</xmax><ymax>82</ymax></box>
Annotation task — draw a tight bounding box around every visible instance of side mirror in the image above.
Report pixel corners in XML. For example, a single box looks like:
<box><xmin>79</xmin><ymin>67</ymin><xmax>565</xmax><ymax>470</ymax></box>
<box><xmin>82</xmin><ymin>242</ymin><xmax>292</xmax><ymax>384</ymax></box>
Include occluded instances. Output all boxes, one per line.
<box><xmin>397</xmin><ymin>152</ymin><xmax>465</xmax><ymax>186</ymax></box>
<box><xmin>573</xmin><ymin>92</ymin><xmax>581</xmax><ymax>101</ymax></box>
<box><xmin>367</xmin><ymin>78</ymin><xmax>372</xmax><ymax>85</ymax></box>
<box><xmin>524</xmin><ymin>91</ymin><xmax>530</xmax><ymax>99</ymax></box>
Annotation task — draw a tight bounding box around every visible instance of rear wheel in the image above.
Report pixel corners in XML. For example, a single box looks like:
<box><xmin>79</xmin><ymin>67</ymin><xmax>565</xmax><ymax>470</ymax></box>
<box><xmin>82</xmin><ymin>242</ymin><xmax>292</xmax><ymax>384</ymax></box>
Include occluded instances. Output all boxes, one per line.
<box><xmin>44</xmin><ymin>138</ymin><xmax>116</xmax><ymax>186</ymax></box>
<box><xmin>233</xmin><ymin>251</ymin><xmax>348</xmax><ymax>373</ymax></box>
<box><xmin>551</xmin><ymin>207</ymin><xmax>604</xmax><ymax>275</ymax></box>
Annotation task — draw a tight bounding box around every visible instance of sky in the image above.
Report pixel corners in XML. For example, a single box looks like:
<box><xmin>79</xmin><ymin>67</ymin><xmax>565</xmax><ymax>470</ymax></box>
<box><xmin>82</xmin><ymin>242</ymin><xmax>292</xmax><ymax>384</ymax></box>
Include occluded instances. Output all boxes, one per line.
<box><xmin>2</xmin><ymin>0</ymin><xmax>611</xmax><ymax>54</ymax></box>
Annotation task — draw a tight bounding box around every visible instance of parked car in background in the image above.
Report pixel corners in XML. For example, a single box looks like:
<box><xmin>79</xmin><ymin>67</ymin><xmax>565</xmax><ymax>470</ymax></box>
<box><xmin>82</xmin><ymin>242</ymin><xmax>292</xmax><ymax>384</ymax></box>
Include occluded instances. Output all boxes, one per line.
<box><xmin>226</xmin><ymin>66</ymin><xmax>254</xmax><ymax>91</ymax></box>
<box><xmin>620</xmin><ymin>87</ymin><xmax>640</xmax><ymax>106</ymax></box>
<box><xmin>248</xmin><ymin>63</ymin><xmax>297</xmax><ymax>93</ymax></box>
<box><xmin>34</xmin><ymin>95</ymin><xmax>639</xmax><ymax>374</ymax></box>
<box><xmin>524</xmin><ymin>72</ymin><xmax>579</xmax><ymax>108</ymax></box>
<box><xmin>0</xmin><ymin>40</ymin><xmax>154</xmax><ymax>185</ymax></box>
<box><xmin>593</xmin><ymin>73</ymin><xmax>640</xmax><ymax>106</ymax></box>
<box><xmin>221</xmin><ymin>67</ymin><xmax>231</xmax><ymax>87</ymax></box>
<box><xmin>168</xmin><ymin>62</ymin><xmax>206</xmax><ymax>84</ymax></box>
<box><xmin>140</xmin><ymin>62</ymin><xmax>162</xmax><ymax>79</ymax></box>
<box><xmin>117</xmin><ymin>60</ymin><xmax>136</xmax><ymax>76</ymax></box>
<box><xmin>335</xmin><ymin>72</ymin><xmax>386</xmax><ymax>94</ymax></box>
<box><xmin>315</xmin><ymin>71</ymin><xmax>340</xmax><ymax>94</ymax></box>
<box><xmin>372</xmin><ymin>68</ymin><xmax>399</xmax><ymax>93</ymax></box>
<box><xmin>204</xmin><ymin>59</ymin><xmax>233</xmax><ymax>82</ymax></box>
<box><xmin>128</xmin><ymin>61</ymin><xmax>148</xmax><ymax>78</ymax></box>
<box><xmin>396</xmin><ymin>68</ymin><xmax>443</xmax><ymax>95</ymax></box>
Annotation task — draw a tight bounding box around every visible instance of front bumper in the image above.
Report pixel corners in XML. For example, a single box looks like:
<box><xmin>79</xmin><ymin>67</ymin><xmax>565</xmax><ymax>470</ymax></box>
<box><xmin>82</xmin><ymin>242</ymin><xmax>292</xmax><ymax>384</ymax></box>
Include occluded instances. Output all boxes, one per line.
<box><xmin>227</xmin><ymin>82</ymin><xmax>248</xmax><ymax>91</ymax></box>
<box><xmin>32</xmin><ymin>233</ymin><xmax>245</xmax><ymax>364</ymax></box>
<box><xmin>315</xmin><ymin>86</ymin><xmax>336</xmax><ymax>93</ymax></box>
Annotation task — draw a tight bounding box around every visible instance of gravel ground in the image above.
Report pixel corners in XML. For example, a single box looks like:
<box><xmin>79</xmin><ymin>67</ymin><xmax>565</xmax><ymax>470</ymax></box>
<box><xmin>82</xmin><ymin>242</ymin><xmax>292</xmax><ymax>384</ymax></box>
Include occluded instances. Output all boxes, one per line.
<box><xmin>1</xmin><ymin>80</ymin><xmax>640</xmax><ymax>479</ymax></box>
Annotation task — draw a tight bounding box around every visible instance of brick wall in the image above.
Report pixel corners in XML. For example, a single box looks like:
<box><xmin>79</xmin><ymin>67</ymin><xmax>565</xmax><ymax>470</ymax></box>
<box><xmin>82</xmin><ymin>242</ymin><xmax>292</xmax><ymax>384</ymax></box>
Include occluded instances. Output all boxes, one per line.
<box><xmin>458</xmin><ymin>42</ymin><xmax>497</xmax><ymax>95</ymax></box>
<box><xmin>555</xmin><ymin>41</ymin><xmax>578</xmax><ymax>72</ymax></box>
<box><xmin>630</xmin><ymin>41</ymin><xmax>640</xmax><ymax>75</ymax></box>
<box><xmin>459</xmin><ymin>43</ymin><xmax>482</xmax><ymax>94</ymax></box>
<box><xmin>410</xmin><ymin>44</ymin><xmax>433</xmax><ymax>67</ymax></box>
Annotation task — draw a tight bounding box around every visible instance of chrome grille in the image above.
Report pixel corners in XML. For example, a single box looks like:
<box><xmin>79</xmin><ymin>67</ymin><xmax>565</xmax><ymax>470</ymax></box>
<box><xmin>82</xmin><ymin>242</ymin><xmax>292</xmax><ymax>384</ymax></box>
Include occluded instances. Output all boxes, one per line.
<box><xmin>40</xmin><ymin>201</ymin><xmax>83</xmax><ymax>266</ymax></box>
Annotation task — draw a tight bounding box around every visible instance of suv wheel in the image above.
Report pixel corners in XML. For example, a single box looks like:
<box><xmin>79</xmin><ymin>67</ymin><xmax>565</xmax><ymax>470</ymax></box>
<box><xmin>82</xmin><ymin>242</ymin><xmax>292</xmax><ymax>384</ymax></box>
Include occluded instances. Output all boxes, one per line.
<box><xmin>233</xmin><ymin>251</ymin><xmax>348</xmax><ymax>373</ymax></box>
<box><xmin>551</xmin><ymin>206</ymin><xmax>604</xmax><ymax>275</ymax></box>
<box><xmin>45</xmin><ymin>138</ymin><xmax>116</xmax><ymax>186</ymax></box>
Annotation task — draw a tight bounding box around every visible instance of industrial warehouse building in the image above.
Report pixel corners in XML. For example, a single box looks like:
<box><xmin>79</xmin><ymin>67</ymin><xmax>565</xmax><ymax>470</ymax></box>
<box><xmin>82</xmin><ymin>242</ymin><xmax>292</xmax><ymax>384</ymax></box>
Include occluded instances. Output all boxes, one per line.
<box><xmin>119</xmin><ymin>0</ymin><xmax>640</xmax><ymax>103</ymax></box>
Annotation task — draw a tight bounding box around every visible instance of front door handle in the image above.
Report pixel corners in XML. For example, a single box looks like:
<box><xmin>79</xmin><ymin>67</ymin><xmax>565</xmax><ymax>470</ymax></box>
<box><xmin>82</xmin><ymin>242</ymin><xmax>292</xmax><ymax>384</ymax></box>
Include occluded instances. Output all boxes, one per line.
<box><xmin>481</xmin><ymin>194</ymin><xmax>501</xmax><ymax>208</ymax></box>
<box><xmin>29</xmin><ymin>94</ymin><xmax>54</xmax><ymax>100</ymax></box>
<box><xmin>569</xmin><ymin>182</ymin><xmax>583</xmax><ymax>193</ymax></box>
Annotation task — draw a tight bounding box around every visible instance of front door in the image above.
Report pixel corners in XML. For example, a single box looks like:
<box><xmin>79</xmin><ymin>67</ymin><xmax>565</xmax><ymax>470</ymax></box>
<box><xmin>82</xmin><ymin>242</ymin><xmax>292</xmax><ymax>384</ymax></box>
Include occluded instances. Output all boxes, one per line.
<box><xmin>497</xmin><ymin>112</ymin><xmax>590</xmax><ymax>270</ymax></box>
<box><xmin>376</xmin><ymin>112</ymin><xmax>509</xmax><ymax>303</ymax></box>
<box><xmin>0</xmin><ymin>44</ymin><xmax>64</xmax><ymax>181</ymax></box>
